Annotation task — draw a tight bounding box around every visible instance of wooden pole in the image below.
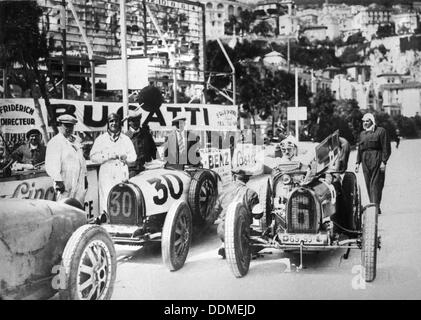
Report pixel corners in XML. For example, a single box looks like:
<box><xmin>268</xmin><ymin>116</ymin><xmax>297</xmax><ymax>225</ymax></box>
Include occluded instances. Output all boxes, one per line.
<box><xmin>120</xmin><ymin>0</ymin><xmax>129</xmax><ymax>122</ymax></box>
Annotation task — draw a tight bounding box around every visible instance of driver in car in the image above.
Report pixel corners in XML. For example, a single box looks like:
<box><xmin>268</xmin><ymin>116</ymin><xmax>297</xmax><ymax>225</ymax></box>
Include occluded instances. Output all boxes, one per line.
<box><xmin>273</xmin><ymin>135</ymin><xmax>312</xmax><ymax>176</ymax></box>
<box><xmin>275</xmin><ymin>135</ymin><xmax>299</xmax><ymax>165</ymax></box>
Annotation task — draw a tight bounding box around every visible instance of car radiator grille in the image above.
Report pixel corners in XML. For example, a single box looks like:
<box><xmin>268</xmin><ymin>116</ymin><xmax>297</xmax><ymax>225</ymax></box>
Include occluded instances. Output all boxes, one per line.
<box><xmin>287</xmin><ymin>189</ymin><xmax>318</xmax><ymax>234</ymax></box>
<box><xmin>108</xmin><ymin>183</ymin><xmax>142</xmax><ymax>225</ymax></box>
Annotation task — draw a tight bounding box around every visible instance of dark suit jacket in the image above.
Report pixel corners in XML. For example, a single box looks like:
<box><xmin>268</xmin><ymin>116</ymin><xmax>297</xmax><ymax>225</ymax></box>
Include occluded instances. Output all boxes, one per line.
<box><xmin>11</xmin><ymin>143</ymin><xmax>46</xmax><ymax>165</ymax></box>
<box><xmin>165</xmin><ymin>130</ymin><xmax>201</xmax><ymax>169</ymax></box>
<box><xmin>127</xmin><ymin>128</ymin><xmax>157</xmax><ymax>174</ymax></box>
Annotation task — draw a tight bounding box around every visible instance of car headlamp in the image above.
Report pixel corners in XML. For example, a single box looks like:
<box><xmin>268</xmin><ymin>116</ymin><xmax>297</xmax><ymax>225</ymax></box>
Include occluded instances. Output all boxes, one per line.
<box><xmin>282</xmin><ymin>174</ymin><xmax>292</xmax><ymax>185</ymax></box>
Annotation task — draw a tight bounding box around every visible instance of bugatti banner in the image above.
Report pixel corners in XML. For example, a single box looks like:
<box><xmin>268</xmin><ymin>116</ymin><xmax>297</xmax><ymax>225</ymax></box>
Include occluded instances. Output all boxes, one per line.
<box><xmin>0</xmin><ymin>99</ymin><xmax>238</xmax><ymax>133</ymax></box>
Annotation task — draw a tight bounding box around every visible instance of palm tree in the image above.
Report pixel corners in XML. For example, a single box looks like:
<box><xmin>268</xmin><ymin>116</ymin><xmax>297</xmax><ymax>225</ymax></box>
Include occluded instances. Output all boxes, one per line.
<box><xmin>0</xmin><ymin>1</ymin><xmax>57</xmax><ymax>136</ymax></box>
<box><xmin>239</xmin><ymin>10</ymin><xmax>255</xmax><ymax>36</ymax></box>
<box><xmin>225</xmin><ymin>15</ymin><xmax>238</xmax><ymax>36</ymax></box>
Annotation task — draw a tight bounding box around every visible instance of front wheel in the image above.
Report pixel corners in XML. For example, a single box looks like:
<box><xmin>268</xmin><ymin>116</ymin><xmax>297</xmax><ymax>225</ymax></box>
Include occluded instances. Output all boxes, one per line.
<box><xmin>225</xmin><ymin>202</ymin><xmax>251</xmax><ymax>278</ymax></box>
<box><xmin>188</xmin><ymin>170</ymin><xmax>218</xmax><ymax>225</ymax></box>
<box><xmin>258</xmin><ymin>178</ymin><xmax>272</xmax><ymax>231</ymax></box>
<box><xmin>361</xmin><ymin>205</ymin><xmax>378</xmax><ymax>282</ymax></box>
<box><xmin>341</xmin><ymin>172</ymin><xmax>361</xmax><ymax>231</ymax></box>
<box><xmin>59</xmin><ymin>225</ymin><xmax>117</xmax><ymax>300</ymax></box>
<box><xmin>162</xmin><ymin>200</ymin><xmax>192</xmax><ymax>271</ymax></box>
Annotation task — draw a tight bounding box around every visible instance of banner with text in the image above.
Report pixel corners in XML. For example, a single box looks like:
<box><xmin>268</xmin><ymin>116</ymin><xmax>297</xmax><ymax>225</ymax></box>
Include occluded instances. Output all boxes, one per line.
<box><xmin>0</xmin><ymin>99</ymin><xmax>238</xmax><ymax>134</ymax></box>
<box><xmin>232</xmin><ymin>143</ymin><xmax>265</xmax><ymax>175</ymax></box>
<box><xmin>200</xmin><ymin>148</ymin><xmax>232</xmax><ymax>186</ymax></box>
<box><xmin>0</xmin><ymin>167</ymin><xmax>99</xmax><ymax>219</ymax></box>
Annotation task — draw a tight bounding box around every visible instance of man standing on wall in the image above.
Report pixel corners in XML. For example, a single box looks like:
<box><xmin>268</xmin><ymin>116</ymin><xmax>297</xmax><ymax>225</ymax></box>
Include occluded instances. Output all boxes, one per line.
<box><xmin>355</xmin><ymin>113</ymin><xmax>391</xmax><ymax>215</ymax></box>
<box><xmin>126</xmin><ymin>109</ymin><xmax>157</xmax><ymax>176</ymax></box>
<box><xmin>45</xmin><ymin>114</ymin><xmax>87</xmax><ymax>205</ymax></box>
<box><xmin>165</xmin><ymin>115</ymin><xmax>200</xmax><ymax>169</ymax></box>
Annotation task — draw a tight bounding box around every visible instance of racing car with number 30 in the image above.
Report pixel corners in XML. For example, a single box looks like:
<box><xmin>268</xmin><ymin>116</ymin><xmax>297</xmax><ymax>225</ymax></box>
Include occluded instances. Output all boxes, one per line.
<box><xmin>98</xmin><ymin>161</ymin><xmax>219</xmax><ymax>271</ymax></box>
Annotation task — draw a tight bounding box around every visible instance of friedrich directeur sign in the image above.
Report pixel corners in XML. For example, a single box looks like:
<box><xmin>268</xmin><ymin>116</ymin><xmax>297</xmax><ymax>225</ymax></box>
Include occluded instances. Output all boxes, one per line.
<box><xmin>0</xmin><ymin>103</ymin><xmax>36</xmax><ymax>126</ymax></box>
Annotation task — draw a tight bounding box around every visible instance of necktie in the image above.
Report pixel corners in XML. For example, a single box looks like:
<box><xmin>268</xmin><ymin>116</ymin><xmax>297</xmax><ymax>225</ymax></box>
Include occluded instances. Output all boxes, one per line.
<box><xmin>177</xmin><ymin>131</ymin><xmax>185</xmax><ymax>164</ymax></box>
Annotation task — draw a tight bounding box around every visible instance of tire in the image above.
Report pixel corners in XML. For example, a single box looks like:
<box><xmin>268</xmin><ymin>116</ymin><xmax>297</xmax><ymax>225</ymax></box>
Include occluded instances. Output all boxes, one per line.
<box><xmin>162</xmin><ymin>200</ymin><xmax>192</xmax><ymax>271</ymax></box>
<box><xmin>188</xmin><ymin>170</ymin><xmax>218</xmax><ymax>225</ymax></box>
<box><xmin>258</xmin><ymin>178</ymin><xmax>272</xmax><ymax>231</ymax></box>
<box><xmin>59</xmin><ymin>225</ymin><xmax>117</xmax><ymax>300</ymax></box>
<box><xmin>361</xmin><ymin>205</ymin><xmax>378</xmax><ymax>282</ymax></box>
<box><xmin>225</xmin><ymin>202</ymin><xmax>251</xmax><ymax>278</ymax></box>
<box><xmin>341</xmin><ymin>172</ymin><xmax>361</xmax><ymax>231</ymax></box>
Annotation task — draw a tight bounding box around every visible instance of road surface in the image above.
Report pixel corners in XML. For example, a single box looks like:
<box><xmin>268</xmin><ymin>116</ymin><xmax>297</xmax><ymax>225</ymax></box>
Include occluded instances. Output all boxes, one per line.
<box><xmin>111</xmin><ymin>138</ymin><xmax>421</xmax><ymax>300</ymax></box>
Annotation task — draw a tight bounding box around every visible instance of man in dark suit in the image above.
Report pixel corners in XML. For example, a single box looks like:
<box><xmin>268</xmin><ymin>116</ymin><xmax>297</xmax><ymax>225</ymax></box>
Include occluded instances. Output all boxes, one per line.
<box><xmin>11</xmin><ymin>129</ymin><xmax>46</xmax><ymax>168</ymax></box>
<box><xmin>165</xmin><ymin>115</ymin><xmax>201</xmax><ymax>169</ymax></box>
<box><xmin>126</xmin><ymin>111</ymin><xmax>157</xmax><ymax>176</ymax></box>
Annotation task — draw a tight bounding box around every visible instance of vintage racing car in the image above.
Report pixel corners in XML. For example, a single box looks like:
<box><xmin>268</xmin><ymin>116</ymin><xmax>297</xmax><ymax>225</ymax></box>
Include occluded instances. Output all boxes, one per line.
<box><xmin>0</xmin><ymin>198</ymin><xmax>116</xmax><ymax>300</ymax></box>
<box><xmin>98</xmin><ymin>161</ymin><xmax>219</xmax><ymax>271</ymax></box>
<box><xmin>224</xmin><ymin>131</ymin><xmax>380</xmax><ymax>282</ymax></box>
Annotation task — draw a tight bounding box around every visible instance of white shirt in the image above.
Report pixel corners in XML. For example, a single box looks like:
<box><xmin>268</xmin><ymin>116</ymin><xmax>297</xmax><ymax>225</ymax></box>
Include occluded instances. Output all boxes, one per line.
<box><xmin>45</xmin><ymin>133</ymin><xmax>86</xmax><ymax>182</ymax></box>
<box><xmin>90</xmin><ymin>132</ymin><xmax>137</xmax><ymax>165</ymax></box>
<box><xmin>45</xmin><ymin>133</ymin><xmax>87</xmax><ymax>204</ymax></box>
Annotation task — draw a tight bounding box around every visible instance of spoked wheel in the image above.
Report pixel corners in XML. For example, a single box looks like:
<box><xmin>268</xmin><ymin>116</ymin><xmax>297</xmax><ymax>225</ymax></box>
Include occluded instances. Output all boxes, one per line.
<box><xmin>162</xmin><ymin>200</ymin><xmax>192</xmax><ymax>271</ymax></box>
<box><xmin>341</xmin><ymin>172</ymin><xmax>362</xmax><ymax>231</ymax></box>
<box><xmin>59</xmin><ymin>225</ymin><xmax>116</xmax><ymax>300</ymax></box>
<box><xmin>188</xmin><ymin>170</ymin><xmax>218</xmax><ymax>225</ymax></box>
<box><xmin>225</xmin><ymin>202</ymin><xmax>251</xmax><ymax>278</ymax></box>
<box><xmin>258</xmin><ymin>178</ymin><xmax>272</xmax><ymax>231</ymax></box>
<box><xmin>361</xmin><ymin>205</ymin><xmax>378</xmax><ymax>282</ymax></box>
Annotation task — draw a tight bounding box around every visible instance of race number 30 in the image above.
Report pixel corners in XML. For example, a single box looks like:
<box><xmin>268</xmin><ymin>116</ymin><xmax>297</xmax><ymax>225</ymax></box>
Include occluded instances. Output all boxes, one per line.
<box><xmin>147</xmin><ymin>174</ymin><xmax>183</xmax><ymax>205</ymax></box>
<box><xmin>109</xmin><ymin>191</ymin><xmax>132</xmax><ymax>217</ymax></box>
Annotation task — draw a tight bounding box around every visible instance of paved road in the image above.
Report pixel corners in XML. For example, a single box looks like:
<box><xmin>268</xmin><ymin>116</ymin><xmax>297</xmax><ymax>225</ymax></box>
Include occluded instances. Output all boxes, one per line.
<box><xmin>112</xmin><ymin>139</ymin><xmax>421</xmax><ymax>300</ymax></box>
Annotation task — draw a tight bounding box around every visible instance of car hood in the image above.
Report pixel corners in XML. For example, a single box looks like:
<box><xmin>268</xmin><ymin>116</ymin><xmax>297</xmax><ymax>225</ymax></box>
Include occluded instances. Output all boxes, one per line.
<box><xmin>0</xmin><ymin>199</ymin><xmax>86</xmax><ymax>254</ymax></box>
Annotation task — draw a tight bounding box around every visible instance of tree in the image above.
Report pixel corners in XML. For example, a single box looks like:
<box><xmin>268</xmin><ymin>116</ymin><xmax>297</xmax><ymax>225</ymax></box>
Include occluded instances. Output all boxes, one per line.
<box><xmin>224</xmin><ymin>15</ymin><xmax>239</xmax><ymax>36</ymax></box>
<box><xmin>307</xmin><ymin>89</ymin><xmax>338</xmax><ymax>142</ymax></box>
<box><xmin>376</xmin><ymin>23</ymin><xmax>395</xmax><ymax>38</ymax></box>
<box><xmin>252</xmin><ymin>20</ymin><xmax>273</xmax><ymax>37</ymax></box>
<box><xmin>335</xmin><ymin>99</ymin><xmax>363</xmax><ymax>144</ymax></box>
<box><xmin>239</xmin><ymin>10</ymin><xmax>255</xmax><ymax>36</ymax></box>
<box><xmin>392</xmin><ymin>114</ymin><xmax>418</xmax><ymax>138</ymax></box>
<box><xmin>233</xmin><ymin>40</ymin><xmax>266</xmax><ymax>61</ymax></box>
<box><xmin>205</xmin><ymin>40</ymin><xmax>235</xmax><ymax>90</ymax></box>
<box><xmin>0</xmin><ymin>1</ymin><xmax>56</xmax><ymax>136</ymax></box>
<box><xmin>346</xmin><ymin>31</ymin><xmax>366</xmax><ymax>45</ymax></box>
<box><xmin>339</xmin><ymin>46</ymin><xmax>364</xmax><ymax>64</ymax></box>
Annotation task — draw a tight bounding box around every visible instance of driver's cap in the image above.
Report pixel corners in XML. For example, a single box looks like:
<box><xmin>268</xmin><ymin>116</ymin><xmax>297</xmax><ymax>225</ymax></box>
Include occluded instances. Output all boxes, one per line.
<box><xmin>280</xmin><ymin>135</ymin><xmax>298</xmax><ymax>148</ymax></box>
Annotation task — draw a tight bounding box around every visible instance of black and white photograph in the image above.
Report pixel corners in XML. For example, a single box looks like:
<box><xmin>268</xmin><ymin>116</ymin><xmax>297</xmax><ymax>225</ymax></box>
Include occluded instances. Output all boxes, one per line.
<box><xmin>1</xmin><ymin>0</ymin><xmax>421</xmax><ymax>303</ymax></box>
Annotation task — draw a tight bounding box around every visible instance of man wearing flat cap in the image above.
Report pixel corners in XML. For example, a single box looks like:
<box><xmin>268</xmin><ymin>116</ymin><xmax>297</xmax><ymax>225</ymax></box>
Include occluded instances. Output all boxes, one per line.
<box><xmin>45</xmin><ymin>114</ymin><xmax>88</xmax><ymax>205</ymax></box>
<box><xmin>212</xmin><ymin>168</ymin><xmax>259</xmax><ymax>259</ymax></box>
<box><xmin>11</xmin><ymin>128</ymin><xmax>46</xmax><ymax>168</ymax></box>
<box><xmin>90</xmin><ymin>113</ymin><xmax>137</xmax><ymax>213</ymax></box>
<box><xmin>355</xmin><ymin>113</ymin><xmax>391</xmax><ymax>215</ymax></box>
<box><xmin>126</xmin><ymin>106</ymin><xmax>157</xmax><ymax>176</ymax></box>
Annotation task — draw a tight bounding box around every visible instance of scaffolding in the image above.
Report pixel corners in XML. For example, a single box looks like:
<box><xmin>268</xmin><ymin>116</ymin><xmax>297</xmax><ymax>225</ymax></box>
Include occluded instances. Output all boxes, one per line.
<box><xmin>28</xmin><ymin>0</ymin><xmax>207</xmax><ymax>102</ymax></box>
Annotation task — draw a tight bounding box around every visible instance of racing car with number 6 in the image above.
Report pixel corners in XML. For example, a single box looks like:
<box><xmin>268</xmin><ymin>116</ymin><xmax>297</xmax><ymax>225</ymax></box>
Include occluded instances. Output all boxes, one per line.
<box><xmin>224</xmin><ymin>131</ymin><xmax>381</xmax><ymax>282</ymax></box>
